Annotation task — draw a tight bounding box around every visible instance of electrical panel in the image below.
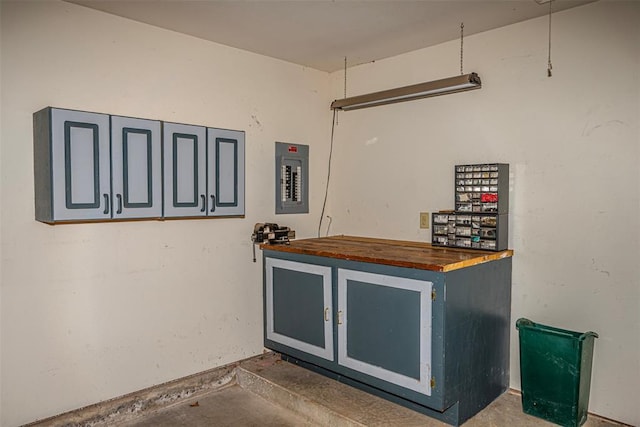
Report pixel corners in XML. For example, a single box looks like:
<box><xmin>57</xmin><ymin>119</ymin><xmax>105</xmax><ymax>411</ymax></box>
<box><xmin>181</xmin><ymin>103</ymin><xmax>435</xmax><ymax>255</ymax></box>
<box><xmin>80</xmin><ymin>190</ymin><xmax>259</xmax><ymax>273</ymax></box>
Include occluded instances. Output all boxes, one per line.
<box><xmin>275</xmin><ymin>142</ymin><xmax>309</xmax><ymax>214</ymax></box>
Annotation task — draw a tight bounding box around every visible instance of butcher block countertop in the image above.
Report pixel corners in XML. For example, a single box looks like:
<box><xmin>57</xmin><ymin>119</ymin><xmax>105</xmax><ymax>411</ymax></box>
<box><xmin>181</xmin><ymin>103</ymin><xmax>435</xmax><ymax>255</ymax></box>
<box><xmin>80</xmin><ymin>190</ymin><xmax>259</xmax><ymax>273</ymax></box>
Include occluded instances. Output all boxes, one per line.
<box><xmin>261</xmin><ymin>235</ymin><xmax>513</xmax><ymax>272</ymax></box>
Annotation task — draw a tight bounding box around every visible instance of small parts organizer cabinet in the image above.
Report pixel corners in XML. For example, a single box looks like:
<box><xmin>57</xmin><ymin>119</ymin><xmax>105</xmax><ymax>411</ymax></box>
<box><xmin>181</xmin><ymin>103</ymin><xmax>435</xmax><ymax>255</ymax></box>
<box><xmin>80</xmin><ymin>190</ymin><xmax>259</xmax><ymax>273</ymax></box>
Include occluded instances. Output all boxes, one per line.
<box><xmin>262</xmin><ymin>236</ymin><xmax>514</xmax><ymax>426</ymax></box>
<box><xmin>33</xmin><ymin>107</ymin><xmax>245</xmax><ymax>223</ymax></box>
<box><xmin>454</xmin><ymin>163</ymin><xmax>508</xmax><ymax>214</ymax></box>
<box><xmin>432</xmin><ymin>213</ymin><xmax>508</xmax><ymax>251</ymax></box>
<box><xmin>432</xmin><ymin>163</ymin><xmax>509</xmax><ymax>251</ymax></box>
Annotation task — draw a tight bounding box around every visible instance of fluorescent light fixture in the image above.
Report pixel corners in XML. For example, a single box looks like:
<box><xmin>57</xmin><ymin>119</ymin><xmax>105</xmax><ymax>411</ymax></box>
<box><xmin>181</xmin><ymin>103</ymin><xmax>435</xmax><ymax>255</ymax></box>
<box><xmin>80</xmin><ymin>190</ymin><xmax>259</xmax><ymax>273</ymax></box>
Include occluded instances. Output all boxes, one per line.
<box><xmin>330</xmin><ymin>72</ymin><xmax>481</xmax><ymax>111</ymax></box>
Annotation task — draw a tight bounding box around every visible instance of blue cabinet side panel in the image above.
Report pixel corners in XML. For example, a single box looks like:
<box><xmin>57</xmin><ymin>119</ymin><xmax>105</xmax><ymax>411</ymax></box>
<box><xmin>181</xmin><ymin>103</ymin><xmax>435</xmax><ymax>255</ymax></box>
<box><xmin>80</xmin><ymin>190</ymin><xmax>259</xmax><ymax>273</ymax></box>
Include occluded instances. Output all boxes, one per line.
<box><xmin>34</xmin><ymin>108</ymin><xmax>53</xmax><ymax>223</ymax></box>
<box><xmin>443</xmin><ymin>257</ymin><xmax>512</xmax><ymax>422</ymax></box>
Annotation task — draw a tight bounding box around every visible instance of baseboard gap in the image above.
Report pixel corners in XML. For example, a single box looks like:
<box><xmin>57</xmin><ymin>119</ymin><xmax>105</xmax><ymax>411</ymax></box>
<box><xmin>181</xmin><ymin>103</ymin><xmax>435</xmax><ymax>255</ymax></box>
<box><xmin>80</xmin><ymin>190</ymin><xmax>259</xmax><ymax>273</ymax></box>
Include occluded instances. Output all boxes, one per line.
<box><xmin>24</xmin><ymin>357</ymin><xmax>248</xmax><ymax>427</ymax></box>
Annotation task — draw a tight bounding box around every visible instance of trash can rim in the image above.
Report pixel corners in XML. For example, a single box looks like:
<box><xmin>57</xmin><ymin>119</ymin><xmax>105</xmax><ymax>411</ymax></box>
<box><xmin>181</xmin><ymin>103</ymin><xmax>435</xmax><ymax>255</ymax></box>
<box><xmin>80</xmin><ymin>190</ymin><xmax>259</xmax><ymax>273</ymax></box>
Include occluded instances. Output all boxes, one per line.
<box><xmin>516</xmin><ymin>318</ymin><xmax>598</xmax><ymax>341</ymax></box>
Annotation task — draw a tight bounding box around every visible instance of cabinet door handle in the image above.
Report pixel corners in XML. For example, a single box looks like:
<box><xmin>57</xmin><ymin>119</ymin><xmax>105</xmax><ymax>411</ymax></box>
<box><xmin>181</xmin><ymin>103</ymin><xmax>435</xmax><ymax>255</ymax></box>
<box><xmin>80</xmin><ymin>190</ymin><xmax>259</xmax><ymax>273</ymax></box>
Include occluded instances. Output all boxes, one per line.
<box><xmin>337</xmin><ymin>310</ymin><xmax>343</xmax><ymax>325</ymax></box>
<box><xmin>210</xmin><ymin>195</ymin><xmax>216</xmax><ymax>213</ymax></box>
<box><xmin>116</xmin><ymin>194</ymin><xmax>123</xmax><ymax>214</ymax></box>
<box><xmin>200</xmin><ymin>194</ymin><xmax>206</xmax><ymax>212</ymax></box>
<box><xmin>103</xmin><ymin>194</ymin><xmax>110</xmax><ymax>215</ymax></box>
<box><xmin>324</xmin><ymin>307</ymin><xmax>329</xmax><ymax>322</ymax></box>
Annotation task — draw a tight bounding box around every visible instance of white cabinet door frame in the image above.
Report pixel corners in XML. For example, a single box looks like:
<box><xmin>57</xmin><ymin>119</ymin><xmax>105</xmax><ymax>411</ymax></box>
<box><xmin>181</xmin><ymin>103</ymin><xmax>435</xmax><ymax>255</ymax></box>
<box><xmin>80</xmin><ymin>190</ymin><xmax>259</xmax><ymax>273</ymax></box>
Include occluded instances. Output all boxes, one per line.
<box><xmin>265</xmin><ymin>258</ymin><xmax>334</xmax><ymax>361</ymax></box>
<box><xmin>50</xmin><ymin>108</ymin><xmax>111</xmax><ymax>221</ymax></box>
<box><xmin>207</xmin><ymin>128</ymin><xmax>245</xmax><ymax>216</ymax></box>
<box><xmin>163</xmin><ymin>122</ymin><xmax>207</xmax><ymax>217</ymax></box>
<box><xmin>111</xmin><ymin>116</ymin><xmax>162</xmax><ymax>219</ymax></box>
<box><xmin>337</xmin><ymin>268</ymin><xmax>433</xmax><ymax>395</ymax></box>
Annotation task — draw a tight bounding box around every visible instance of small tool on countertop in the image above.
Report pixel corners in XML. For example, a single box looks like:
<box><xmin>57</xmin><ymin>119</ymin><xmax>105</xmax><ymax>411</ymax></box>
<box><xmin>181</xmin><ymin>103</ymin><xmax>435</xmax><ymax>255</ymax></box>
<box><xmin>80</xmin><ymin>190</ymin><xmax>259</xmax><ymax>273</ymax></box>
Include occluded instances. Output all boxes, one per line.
<box><xmin>251</xmin><ymin>223</ymin><xmax>295</xmax><ymax>262</ymax></box>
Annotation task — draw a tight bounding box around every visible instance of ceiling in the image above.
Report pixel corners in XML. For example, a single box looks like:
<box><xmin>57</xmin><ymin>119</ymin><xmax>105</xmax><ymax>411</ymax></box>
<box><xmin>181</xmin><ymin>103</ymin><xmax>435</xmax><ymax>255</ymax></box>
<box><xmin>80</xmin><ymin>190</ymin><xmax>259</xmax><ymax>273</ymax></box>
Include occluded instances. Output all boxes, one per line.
<box><xmin>67</xmin><ymin>0</ymin><xmax>594</xmax><ymax>73</ymax></box>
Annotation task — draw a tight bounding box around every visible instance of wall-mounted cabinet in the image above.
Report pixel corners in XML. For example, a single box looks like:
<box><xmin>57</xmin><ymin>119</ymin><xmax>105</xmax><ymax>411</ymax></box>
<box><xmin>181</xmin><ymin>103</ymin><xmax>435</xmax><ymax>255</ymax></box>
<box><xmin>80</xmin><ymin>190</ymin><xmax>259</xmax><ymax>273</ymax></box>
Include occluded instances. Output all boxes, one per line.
<box><xmin>33</xmin><ymin>107</ymin><xmax>148</xmax><ymax>223</ymax></box>
<box><xmin>162</xmin><ymin>123</ymin><xmax>245</xmax><ymax>218</ymax></box>
<box><xmin>34</xmin><ymin>107</ymin><xmax>244</xmax><ymax>224</ymax></box>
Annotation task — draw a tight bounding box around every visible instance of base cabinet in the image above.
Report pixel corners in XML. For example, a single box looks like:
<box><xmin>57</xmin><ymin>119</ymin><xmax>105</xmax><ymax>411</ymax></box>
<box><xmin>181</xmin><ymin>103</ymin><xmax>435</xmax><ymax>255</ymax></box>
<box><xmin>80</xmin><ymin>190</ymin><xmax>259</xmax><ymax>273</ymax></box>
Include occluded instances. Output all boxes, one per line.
<box><xmin>263</xmin><ymin>250</ymin><xmax>512</xmax><ymax>426</ymax></box>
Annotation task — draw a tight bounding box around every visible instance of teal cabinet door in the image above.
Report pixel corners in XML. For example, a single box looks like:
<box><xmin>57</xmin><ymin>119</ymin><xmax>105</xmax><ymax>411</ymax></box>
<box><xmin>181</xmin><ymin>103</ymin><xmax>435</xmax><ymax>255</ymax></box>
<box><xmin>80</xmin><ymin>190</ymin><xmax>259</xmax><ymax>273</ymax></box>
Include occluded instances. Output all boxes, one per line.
<box><xmin>163</xmin><ymin>122</ymin><xmax>207</xmax><ymax>217</ymax></box>
<box><xmin>111</xmin><ymin>116</ymin><xmax>162</xmax><ymax>219</ymax></box>
<box><xmin>206</xmin><ymin>128</ymin><xmax>245</xmax><ymax>216</ymax></box>
<box><xmin>265</xmin><ymin>258</ymin><xmax>334</xmax><ymax>361</ymax></box>
<box><xmin>337</xmin><ymin>268</ymin><xmax>433</xmax><ymax>396</ymax></box>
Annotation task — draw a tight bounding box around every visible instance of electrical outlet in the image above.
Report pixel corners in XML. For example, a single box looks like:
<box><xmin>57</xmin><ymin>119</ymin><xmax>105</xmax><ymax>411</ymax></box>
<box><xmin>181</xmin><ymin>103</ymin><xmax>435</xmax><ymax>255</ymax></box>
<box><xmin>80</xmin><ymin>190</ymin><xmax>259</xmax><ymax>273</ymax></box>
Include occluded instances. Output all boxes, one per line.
<box><xmin>420</xmin><ymin>212</ymin><xmax>430</xmax><ymax>229</ymax></box>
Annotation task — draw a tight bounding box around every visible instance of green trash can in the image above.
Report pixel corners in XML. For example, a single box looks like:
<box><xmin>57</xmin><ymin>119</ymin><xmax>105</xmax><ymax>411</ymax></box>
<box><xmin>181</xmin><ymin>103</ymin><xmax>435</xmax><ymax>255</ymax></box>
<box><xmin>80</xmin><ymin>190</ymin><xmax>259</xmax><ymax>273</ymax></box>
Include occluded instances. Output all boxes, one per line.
<box><xmin>516</xmin><ymin>318</ymin><xmax>598</xmax><ymax>427</ymax></box>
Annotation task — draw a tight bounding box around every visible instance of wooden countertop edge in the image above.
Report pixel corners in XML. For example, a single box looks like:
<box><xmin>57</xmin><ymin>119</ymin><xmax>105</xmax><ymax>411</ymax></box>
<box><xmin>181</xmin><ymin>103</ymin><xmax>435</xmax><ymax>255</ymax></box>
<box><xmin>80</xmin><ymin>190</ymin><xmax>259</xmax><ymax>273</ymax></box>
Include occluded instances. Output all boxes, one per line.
<box><xmin>439</xmin><ymin>250</ymin><xmax>514</xmax><ymax>272</ymax></box>
<box><xmin>261</xmin><ymin>235</ymin><xmax>513</xmax><ymax>272</ymax></box>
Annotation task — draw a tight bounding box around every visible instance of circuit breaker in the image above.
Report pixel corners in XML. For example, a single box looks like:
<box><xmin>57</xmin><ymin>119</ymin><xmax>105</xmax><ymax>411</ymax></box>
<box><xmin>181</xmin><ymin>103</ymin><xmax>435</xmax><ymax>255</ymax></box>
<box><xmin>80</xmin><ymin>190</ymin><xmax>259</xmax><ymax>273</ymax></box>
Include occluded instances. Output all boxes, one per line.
<box><xmin>275</xmin><ymin>142</ymin><xmax>309</xmax><ymax>214</ymax></box>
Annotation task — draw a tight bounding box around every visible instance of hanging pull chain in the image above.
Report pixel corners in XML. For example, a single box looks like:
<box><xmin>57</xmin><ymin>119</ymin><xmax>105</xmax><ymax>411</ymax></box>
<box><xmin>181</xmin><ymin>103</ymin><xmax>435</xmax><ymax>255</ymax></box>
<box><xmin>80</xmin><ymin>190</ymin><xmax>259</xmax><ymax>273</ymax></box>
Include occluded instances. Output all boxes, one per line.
<box><xmin>547</xmin><ymin>1</ymin><xmax>553</xmax><ymax>77</ymax></box>
<box><xmin>336</xmin><ymin>56</ymin><xmax>347</xmax><ymax>126</ymax></box>
<box><xmin>460</xmin><ymin>22</ymin><xmax>464</xmax><ymax>75</ymax></box>
<box><xmin>344</xmin><ymin>56</ymin><xmax>347</xmax><ymax>98</ymax></box>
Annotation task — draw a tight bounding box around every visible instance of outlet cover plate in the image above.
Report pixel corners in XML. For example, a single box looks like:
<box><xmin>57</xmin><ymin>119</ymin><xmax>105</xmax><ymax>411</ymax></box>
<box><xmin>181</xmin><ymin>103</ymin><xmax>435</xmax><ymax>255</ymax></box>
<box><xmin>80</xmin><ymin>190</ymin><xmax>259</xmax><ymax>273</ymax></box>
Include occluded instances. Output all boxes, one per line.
<box><xmin>420</xmin><ymin>212</ymin><xmax>430</xmax><ymax>229</ymax></box>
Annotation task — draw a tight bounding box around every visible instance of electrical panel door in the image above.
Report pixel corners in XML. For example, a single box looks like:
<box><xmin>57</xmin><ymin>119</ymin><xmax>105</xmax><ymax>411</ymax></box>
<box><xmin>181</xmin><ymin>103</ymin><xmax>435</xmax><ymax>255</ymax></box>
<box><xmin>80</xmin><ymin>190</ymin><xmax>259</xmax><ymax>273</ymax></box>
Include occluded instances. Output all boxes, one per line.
<box><xmin>275</xmin><ymin>142</ymin><xmax>309</xmax><ymax>214</ymax></box>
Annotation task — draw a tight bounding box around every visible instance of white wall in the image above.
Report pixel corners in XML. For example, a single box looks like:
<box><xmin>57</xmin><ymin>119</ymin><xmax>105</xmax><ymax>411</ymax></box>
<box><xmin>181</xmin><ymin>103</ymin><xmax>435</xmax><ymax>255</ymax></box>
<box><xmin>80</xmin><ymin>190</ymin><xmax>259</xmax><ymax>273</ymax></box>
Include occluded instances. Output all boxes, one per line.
<box><xmin>0</xmin><ymin>1</ymin><xmax>330</xmax><ymax>425</ymax></box>
<box><xmin>2</xmin><ymin>1</ymin><xmax>639</xmax><ymax>426</ymax></box>
<box><xmin>327</xmin><ymin>1</ymin><xmax>639</xmax><ymax>425</ymax></box>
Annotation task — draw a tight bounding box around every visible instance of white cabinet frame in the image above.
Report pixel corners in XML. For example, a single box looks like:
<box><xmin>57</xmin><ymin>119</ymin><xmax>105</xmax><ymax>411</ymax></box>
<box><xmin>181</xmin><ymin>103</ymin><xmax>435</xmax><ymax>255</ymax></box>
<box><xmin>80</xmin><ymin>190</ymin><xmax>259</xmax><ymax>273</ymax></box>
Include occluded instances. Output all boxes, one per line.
<box><xmin>265</xmin><ymin>258</ymin><xmax>334</xmax><ymax>361</ymax></box>
<box><xmin>337</xmin><ymin>268</ymin><xmax>433</xmax><ymax>395</ymax></box>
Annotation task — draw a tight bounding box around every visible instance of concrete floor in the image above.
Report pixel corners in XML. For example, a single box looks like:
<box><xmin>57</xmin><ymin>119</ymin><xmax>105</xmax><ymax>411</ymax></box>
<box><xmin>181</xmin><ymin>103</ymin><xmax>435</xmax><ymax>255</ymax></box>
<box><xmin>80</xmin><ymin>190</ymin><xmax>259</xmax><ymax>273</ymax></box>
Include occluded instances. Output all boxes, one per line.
<box><xmin>123</xmin><ymin>385</ymin><xmax>315</xmax><ymax>427</ymax></box>
<box><xmin>119</xmin><ymin>353</ymin><xmax>623</xmax><ymax>427</ymax></box>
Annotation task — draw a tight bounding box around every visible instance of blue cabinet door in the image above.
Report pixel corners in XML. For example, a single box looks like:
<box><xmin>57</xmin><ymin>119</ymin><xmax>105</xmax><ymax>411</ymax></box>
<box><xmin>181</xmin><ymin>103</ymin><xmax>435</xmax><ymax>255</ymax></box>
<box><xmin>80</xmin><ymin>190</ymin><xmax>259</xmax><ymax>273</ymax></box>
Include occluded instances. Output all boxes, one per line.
<box><xmin>337</xmin><ymin>268</ymin><xmax>433</xmax><ymax>396</ymax></box>
<box><xmin>265</xmin><ymin>258</ymin><xmax>334</xmax><ymax>361</ymax></box>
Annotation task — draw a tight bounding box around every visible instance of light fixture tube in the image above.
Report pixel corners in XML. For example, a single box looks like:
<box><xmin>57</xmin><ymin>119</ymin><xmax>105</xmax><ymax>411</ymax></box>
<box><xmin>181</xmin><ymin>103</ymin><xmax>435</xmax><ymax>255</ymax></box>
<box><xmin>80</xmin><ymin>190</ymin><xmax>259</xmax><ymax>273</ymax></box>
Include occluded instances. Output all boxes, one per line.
<box><xmin>330</xmin><ymin>72</ymin><xmax>481</xmax><ymax>111</ymax></box>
